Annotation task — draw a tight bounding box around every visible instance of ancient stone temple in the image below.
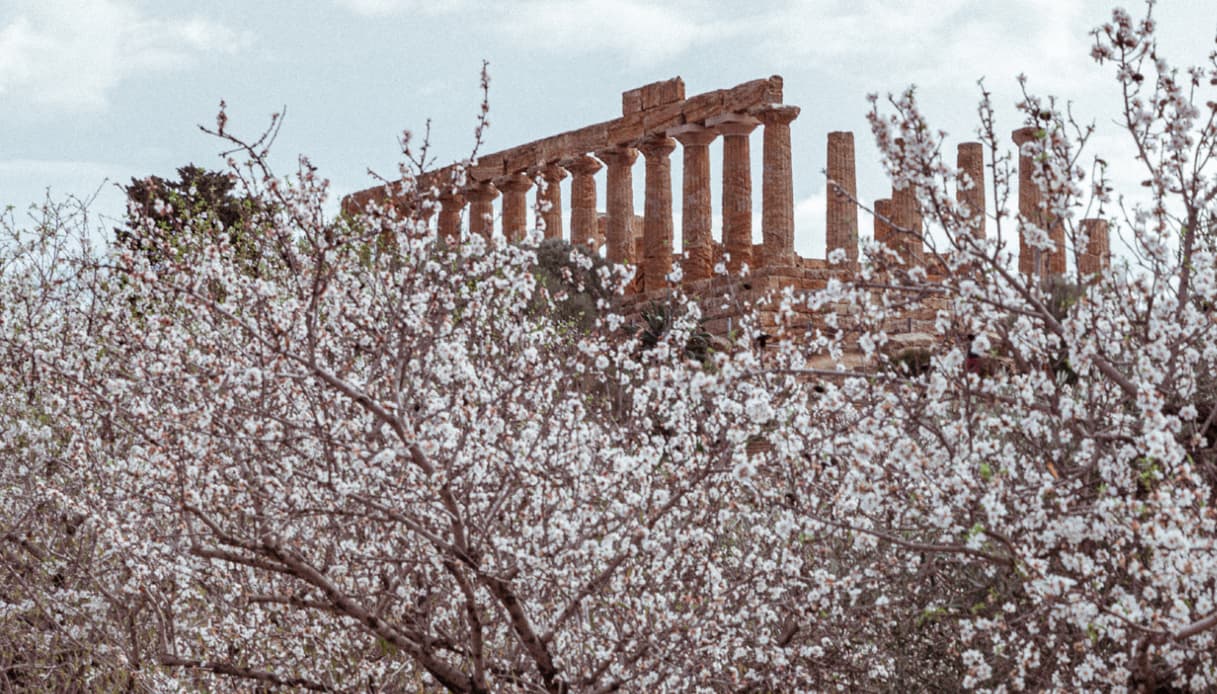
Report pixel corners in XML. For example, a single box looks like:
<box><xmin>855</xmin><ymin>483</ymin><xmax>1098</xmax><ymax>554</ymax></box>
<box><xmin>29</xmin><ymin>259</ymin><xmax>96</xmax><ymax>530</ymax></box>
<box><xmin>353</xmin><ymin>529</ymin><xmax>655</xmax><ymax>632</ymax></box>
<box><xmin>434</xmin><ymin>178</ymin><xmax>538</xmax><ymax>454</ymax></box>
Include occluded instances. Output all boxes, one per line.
<box><xmin>344</xmin><ymin>75</ymin><xmax>1112</xmax><ymax>345</ymax></box>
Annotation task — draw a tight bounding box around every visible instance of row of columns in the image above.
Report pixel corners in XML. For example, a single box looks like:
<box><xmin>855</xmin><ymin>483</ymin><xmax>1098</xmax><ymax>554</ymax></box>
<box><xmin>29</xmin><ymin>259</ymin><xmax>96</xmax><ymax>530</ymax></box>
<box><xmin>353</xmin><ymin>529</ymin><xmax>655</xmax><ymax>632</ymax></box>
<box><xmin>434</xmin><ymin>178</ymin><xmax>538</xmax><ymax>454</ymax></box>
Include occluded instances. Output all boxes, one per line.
<box><xmin>434</xmin><ymin>106</ymin><xmax>802</xmax><ymax>291</ymax></box>
<box><xmin>441</xmin><ymin>120</ymin><xmax>1110</xmax><ymax>288</ymax></box>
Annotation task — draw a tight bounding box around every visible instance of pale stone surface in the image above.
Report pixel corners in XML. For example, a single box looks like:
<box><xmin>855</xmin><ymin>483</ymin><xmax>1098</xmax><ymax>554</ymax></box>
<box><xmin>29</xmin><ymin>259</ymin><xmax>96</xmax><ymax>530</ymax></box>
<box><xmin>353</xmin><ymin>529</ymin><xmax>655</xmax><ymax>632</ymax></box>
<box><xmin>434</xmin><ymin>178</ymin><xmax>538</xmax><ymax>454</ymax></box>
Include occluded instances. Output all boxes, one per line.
<box><xmin>535</xmin><ymin>164</ymin><xmax>567</xmax><ymax>240</ymax></box>
<box><xmin>638</xmin><ymin>136</ymin><xmax>677</xmax><ymax>292</ymax></box>
<box><xmin>497</xmin><ymin>172</ymin><xmax>533</xmax><ymax>242</ymax></box>
<box><xmin>672</xmin><ymin>125</ymin><xmax>717</xmax><ymax>285</ymax></box>
<box><xmin>1079</xmin><ymin>218</ymin><xmax>1110</xmax><ymax>275</ymax></box>
<box><xmin>437</xmin><ymin>189</ymin><xmax>466</xmax><ymax>242</ymax></box>
<box><xmin>465</xmin><ymin>182</ymin><xmax>498</xmax><ymax>240</ymax></box>
<box><xmin>596</xmin><ymin>147</ymin><xmax>639</xmax><ymax>265</ymax></box>
<box><xmin>826</xmin><ymin>131</ymin><xmax>859</xmax><ymax>264</ymax></box>
<box><xmin>714</xmin><ymin>116</ymin><xmax>759</xmax><ymax>274</ymax></box>
<box><xmin>757</xmin><ymin>105</ymin><xmax>800</xmax><ymax>267</ymax></box>
<box><xmin>956</xmin><ymin>142</ymin><xmax>986</xmax><ymax>239</ymax></box>
<box><xmin>565</xmin><ymin>155</ymin><xmax>602</xmax><ymax>250</ymax></box>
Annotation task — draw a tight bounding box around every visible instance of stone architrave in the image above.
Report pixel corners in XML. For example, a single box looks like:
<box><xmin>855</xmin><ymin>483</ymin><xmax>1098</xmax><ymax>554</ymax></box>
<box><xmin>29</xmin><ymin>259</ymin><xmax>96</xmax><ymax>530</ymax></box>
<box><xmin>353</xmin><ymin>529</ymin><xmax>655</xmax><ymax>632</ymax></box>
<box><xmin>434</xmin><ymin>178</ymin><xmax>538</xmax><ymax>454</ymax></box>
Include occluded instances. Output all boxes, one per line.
<box><xmin>711</xmin><ymin>115</ymin><xmax>759</xmax><ymax>274</ymax></box>
<box><xmin>1079</xmin><ymin>218</ymin><xmax>1111</xmax><ymax>275</ymax></box>
<box><xmin>956</xmin><ymin>142</ymin><xmax>986</xmax><ymax>240</ymax></box>
<box><xmin>757</xmin><ymin>105</ymin><xmax>800</xmax><ymax>268</ymax></box>
<box><xmin>1012</xmin><ymin>127</ymin><xmax>1065</xmax><ymax>277</ymax></box>
<box><xmin>437</xmin><ymin>188</ymin><xmax>466</xmax><ymax>242</ymax></box>
<box><xmin>535</xmin><ymin>164</ymin><xmax>567</xmax><ymax>240</ymax></box>
<box><xmin>465</xmin><ymin>181</ymin><xmax>499</xmax><ymax>240</ymax></box>
<box><xmin>565</xmin><ymin>155</ymin><xmax>602</xmax><ymax>250</ymax></box>
<box><xmin>595</xmin><ymin>147</ymin><xmax>639</xmax><ymax>265</ymax></box>
<box><xmin>497</xmin><ymin>172</ymin><xmax>533</xmax><ymax>242</ymax></box>
<box><xmin>874</xmin><ymin>199</ymin><xmax>893</xmax><ymax>250</ymax></box>
<box><xmin>671</xmin><ymin>124</ymin><xmax>718</xmax><ymax>286</ymax></box>
<box><xmin>826</xmin><ymin>131</ymin><xmax>859</xmax><ymax>264</ymax></box>
<box><xmin>638</xmin><ymin>136</ymin><xmax>677</xmax><ymax>292</ymax></box>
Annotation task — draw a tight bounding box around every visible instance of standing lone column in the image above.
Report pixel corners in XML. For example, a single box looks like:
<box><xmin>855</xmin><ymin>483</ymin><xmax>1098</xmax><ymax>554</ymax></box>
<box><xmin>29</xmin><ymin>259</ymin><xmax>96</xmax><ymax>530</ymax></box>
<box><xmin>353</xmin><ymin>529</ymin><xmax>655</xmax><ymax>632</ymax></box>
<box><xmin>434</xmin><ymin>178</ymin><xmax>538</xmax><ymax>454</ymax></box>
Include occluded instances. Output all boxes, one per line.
<box><xmin>535</xmin><ymin>164</ymin><xmax>567</xmax><ymax>240</ymax></box>
<box><xmin>437</xmin><ymin>188</ymin><xmax>466</xmax><ymax>242</ymax></box>
<box><xmin>1013</xmin><ymin>127</ymin><xmax>1064</xmax><ymax>277</ymax></box>
<box><xmin>565</xmin><ymin>155</ymin><xmax>602</xmax><ymax>251</ymax></box>
<box><xmin>596</xmin><ymin>147</ymin><xmax>639</xmax><ymax>266</ymax></box>
<box><xmin>826</xmin><ymin>131</ymin><xmax>859</xmax><ymax>264</ymax></box>
<box><xmin>890</xmin><ymin>139</ymin><xmax>923</xmax><ymax>266</ymax></box>
<box><xmin>1079</xmin><ymin>218</ymin><xmax>1110</xmax><ymax>275</ymax></box>
<box><xmin>712</xmin><ymin>116</ymin><xmax>759</xmax><ymax>274</ymax></box>
<box><xmin>671</xmin><ymin>124</ymin><xmax>717</xmax><ymax>286</ymax></box>
<box><xmin>956</xmin><ymin>142</ymin><xmax>986</xmax><ymax>240</ymax></box>
<box><xmin>874</xmin><ymin>199</ymin><xmax>894</xmax><ymax>250</ymax></box>
<box><xmin>465</xmin><ymin>181</ymin><xmax>498</xmax><ymax>240</ymax></box>
<box><xmin>638</xmin><ymin>136</ymin><xmax>677</xmax><ymax>292</ymax></box>
<box><xmin>498</xmin><ymin>173</ymin><xmax>533</xmax><ymax>242</ymax></box>
<box><xmin>757</xmin><ymin>105</ymin><xmax>800</xmax><ymax>268</ymax></box>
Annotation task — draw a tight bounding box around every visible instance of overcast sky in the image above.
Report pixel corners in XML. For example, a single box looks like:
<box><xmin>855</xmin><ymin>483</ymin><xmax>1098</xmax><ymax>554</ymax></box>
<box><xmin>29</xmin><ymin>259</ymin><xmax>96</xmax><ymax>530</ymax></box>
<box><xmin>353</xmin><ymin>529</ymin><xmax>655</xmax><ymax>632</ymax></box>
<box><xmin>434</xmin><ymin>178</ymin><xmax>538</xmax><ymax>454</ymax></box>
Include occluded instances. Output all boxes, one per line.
<box><xmin>1</xmin><ymin>0</ymin><xmax>1213</xmax><ymax>258</ymax></box>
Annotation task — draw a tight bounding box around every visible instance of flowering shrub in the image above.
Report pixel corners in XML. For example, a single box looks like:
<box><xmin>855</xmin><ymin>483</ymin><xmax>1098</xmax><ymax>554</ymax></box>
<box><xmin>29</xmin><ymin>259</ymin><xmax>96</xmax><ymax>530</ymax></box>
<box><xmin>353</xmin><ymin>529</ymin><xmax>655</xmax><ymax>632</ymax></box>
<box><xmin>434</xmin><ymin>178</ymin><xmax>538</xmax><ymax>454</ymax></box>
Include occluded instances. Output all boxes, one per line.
<box><xmin>2</xmin><ymin>4</ymin><xmax>1216</xmax><ymax>691</ymax></box>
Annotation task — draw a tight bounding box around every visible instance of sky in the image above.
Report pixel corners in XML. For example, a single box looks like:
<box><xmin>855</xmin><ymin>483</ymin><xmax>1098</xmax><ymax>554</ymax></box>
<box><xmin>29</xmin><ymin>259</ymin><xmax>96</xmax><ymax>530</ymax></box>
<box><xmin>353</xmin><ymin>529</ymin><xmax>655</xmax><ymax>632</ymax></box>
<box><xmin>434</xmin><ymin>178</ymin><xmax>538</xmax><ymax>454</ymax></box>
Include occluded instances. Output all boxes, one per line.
<box><xmin>1</xmin><ymin>0</ymin><xmax>1214</xmax><ymax>259</ymax></box>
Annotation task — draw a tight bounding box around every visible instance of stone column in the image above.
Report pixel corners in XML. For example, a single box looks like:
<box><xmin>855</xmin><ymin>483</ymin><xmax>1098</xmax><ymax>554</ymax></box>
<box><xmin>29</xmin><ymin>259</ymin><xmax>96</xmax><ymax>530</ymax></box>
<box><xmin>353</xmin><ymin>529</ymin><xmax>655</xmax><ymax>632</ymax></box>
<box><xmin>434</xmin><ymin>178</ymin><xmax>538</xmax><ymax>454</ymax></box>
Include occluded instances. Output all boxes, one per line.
<box><xmin>826</xmin><ymin>131</ymin><xmax>859</xmax><ymax>264</ymax></box>
<box><xmin>638</xmin><ymin>136</ymin><xmax>677</xmax><ymax>292</ymax></box>
<box><xmin>714</xmin><ymin>116</ymin><xmax>759</xmax><ymax>274</ymax></box>
<box><xmin>498</xmin><ymin>172</ymin><xmax>533</xmax><ymax>242</ymax></box>
<box><xmin>757</xmin><ymin>105</ymin><xmax>800</xmax><ymax>268</ymax></box>
<box><xmin>535</xmin><ymin>164</ymin><xmax>567</xmax><ymax>240</ymax></box>
<box><xmin>671</xmin><ymin>124</ymin><xmax>717</xmax><ymax>285</ymax></box>
<box><xmin>956</xmin><ymin>142</ymin><xmax>986</xmax><ymax>240</ymax></box>
<box><xmin>889</xmin><ymin>139</ymin><xmax>923</xmax><ymax>266</ymax></box>
<box><xmin>874</xmin><ymin>199</ymin><xmax>894</xmax><ymax>250</ymax></box>
<box><xmin>1079</xmin><ymin>218</ymin><xmax>1110</xmax><ymax>275</ymax></box>
<box><xmin>596</xmin><ymin>147</ymin><xmax>639</xmax><ymax>265</ymax></box>
<box><xmin>437</xmin><ymin>189</ymin><xmax>466</xmax><ymax>242</ymax></box>
<box><xmin>890</xmin><ymin>183</ymin><xmax>922</xmax><ymax>265</ymax></box>
<box><xmin>565</xmin><ymin>155</ymin><xmax>602</xmax><ymax>250</ymax></box>
<box><xmin>465</xmin><ymin>181</ymin><xmax>498</xmax><ymax>240</ymax></box>
<box><xmin>1013</xmin><ymin>127</ymin><xmax>1064</xmax><ymax>277</ymax></box>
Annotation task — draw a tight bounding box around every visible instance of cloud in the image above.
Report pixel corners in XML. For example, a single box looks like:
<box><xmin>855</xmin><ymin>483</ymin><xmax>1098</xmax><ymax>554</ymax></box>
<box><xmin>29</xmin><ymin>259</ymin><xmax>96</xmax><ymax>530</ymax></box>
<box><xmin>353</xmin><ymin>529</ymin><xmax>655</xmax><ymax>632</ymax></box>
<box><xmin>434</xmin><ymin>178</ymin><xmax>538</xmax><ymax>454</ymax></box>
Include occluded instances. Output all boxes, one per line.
<box><xmin>0</xmin><ymin>0</ymin><xmax>250</xmax><ymax>112</ymax></box>
<box><xmin>333</xmin><ymin>0</ymin><xmax>469</xmax><ymax>16</ymax></box>
<box><xmin>497</xmin><ymin>0</ymin><xmax>741</xmax><ymax>66</ymax></box>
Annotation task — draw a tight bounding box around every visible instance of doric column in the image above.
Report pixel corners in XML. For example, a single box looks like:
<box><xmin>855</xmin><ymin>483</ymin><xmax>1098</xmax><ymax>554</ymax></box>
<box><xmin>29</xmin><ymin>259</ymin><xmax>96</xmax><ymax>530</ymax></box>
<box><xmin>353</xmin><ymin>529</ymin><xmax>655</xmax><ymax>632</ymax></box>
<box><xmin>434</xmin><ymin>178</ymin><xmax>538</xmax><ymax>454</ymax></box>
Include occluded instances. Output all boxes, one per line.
<box><xmin>889</xmin><ymin>139</ymin><xmax>923</xmax><ymax>266</ymax></box>
<box><xmin>1013</xmin><ymin>127</ymin><xmax>1064</xmax><ymax>277</ymax></box>
<box><xmin>565</xmin><ymin>155</ymin><xmax>602</xmax><ymax>250</ymax></box>
<box><xmin>826</xmin><ymin>131</ymin><xmax>859</xmax><ymax>265</ymax></box>
<box><xmin>535</xmin><ymin>164</ymin><xmax>567</xmax><ymax>240</ymax></box>
<box><xmin>497</xmin><ymin>172</ymin><xmax>533</xmax><ymax>242</ymax></box>
<box><xmin>437</xmin><ymin>189</ymin><xmax>466</xmax><ymax>242</ymax></box>
<box><xmin>671</xmin><ymin>124</ymin><xmax>717</xmax><ymax>285</ymax></box>
<box><xmin>596</xmin><ymin>147</ymin><xmax>639</xmax><ymax>265</ymax></box>
<box><xmin>757</xmin><ymin>105</ymin><xmax>800</xmax><ymax>267</ymax></box>
<box><xmin>465</xmin><ymin>181</ymin><xmax>498</xmax><ymax>240</ymax></box>
<box><xmin>874</xmin><ymin>198</ymin><xmax>894</xmax><ymax>250</ymax></box>
<box><xmin>638</xmin><ymin>136</ymin><xmax>677</xmax><ymax>292</ymax></box>
<box><xmin>956</xmin><ymin>142</ymin><xmax>986</xmax><ymax>240</ymax></box>
<box><xmin>1079</xmin><ymin>218</ymin><xmax>1110</xmax><ymax>275</ymax></box>
<box><xmin>890</xmin><ymin>184</ymin><xmax>923</xmax><ymax>266</ymax></box>
<box><xmin>712</xmin><ymin>116</ymin><xmax>759</xmax><ymax>274</ymax></box>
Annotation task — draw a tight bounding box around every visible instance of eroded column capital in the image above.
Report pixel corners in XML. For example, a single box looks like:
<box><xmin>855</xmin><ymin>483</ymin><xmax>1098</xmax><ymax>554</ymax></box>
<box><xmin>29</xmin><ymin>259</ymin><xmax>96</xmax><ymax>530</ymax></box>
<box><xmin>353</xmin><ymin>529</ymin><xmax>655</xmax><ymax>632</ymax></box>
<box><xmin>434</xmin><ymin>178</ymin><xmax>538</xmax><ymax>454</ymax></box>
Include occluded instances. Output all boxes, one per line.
<box><xmin>496</xmin><ymin>172</ymin><xmax>534</xmax><ymax>194</ymax></box>
<box><xmin>1011</xmin><ymin>126</ymin><xmax>1039</xmax><ymax>147</ymax></box>
<box><xmin>594</xmin><ymin>146</ymin><xmax>639</xmax><ymax>168</ymax></box>
<box><xmin>707</xmin><ymin>113</ymin><xmax>760</xmax><ymax>138</ymax></box>
<box><xmin>669</xmin><ymin>123</ymin><xmax>718</xmax><ymax>148</ymax></box>
<box><xmin>563</xmin><ymin>154</ymin><xmax>603</xmax><ymax>177</ymax></box>
<box><xmin>464</xmin><ymin>181</ymin><xmax>499</xmax><ymax>203</ymax></box>
<box><xmin>637</xmin><ymin>136</ymin><xmax>677</xmax><ymax>158</ymax></box>
<box><xmin>755</xmin><ymin>104</ymin><xmax>801</xmax><ymax>127</ymax></box>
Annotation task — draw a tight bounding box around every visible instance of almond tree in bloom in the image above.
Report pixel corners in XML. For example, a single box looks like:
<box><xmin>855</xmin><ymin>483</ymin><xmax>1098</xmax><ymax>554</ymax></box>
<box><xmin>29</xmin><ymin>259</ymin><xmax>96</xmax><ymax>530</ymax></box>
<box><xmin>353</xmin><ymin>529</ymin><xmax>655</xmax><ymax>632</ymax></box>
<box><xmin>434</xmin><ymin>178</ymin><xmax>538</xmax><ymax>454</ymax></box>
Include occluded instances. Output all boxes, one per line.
<box><xmin>2</xmin><ymin>3</ymin><xmax>1217</xmax><ymax>691</ymax></box>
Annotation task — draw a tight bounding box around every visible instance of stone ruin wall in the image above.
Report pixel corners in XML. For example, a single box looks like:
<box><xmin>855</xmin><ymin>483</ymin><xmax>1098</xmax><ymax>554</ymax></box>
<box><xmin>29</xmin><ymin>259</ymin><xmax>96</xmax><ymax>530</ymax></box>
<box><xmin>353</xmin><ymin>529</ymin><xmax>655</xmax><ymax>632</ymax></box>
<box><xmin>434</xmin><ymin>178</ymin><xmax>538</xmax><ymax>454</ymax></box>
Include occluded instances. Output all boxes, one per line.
<box><xmin>344</xmin><ymin>76</ymin><xmax>1113</xmax><ymax>360</ymax></box>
